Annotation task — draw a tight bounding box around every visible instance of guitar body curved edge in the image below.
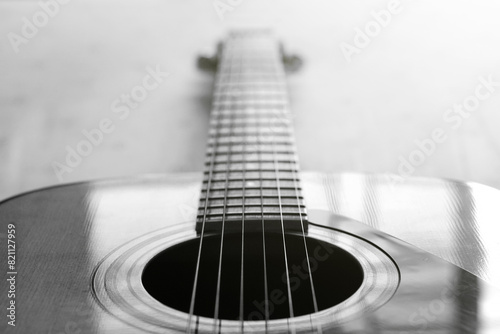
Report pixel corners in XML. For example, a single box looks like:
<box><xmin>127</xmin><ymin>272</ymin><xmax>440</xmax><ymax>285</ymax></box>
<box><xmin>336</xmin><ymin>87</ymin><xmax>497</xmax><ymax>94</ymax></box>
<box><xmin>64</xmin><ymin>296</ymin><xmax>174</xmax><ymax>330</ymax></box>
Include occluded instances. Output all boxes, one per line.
<box><xmin>1</xmin><ymin>172</ymin><xmax>499</xmax><ymax>333</ymax></box>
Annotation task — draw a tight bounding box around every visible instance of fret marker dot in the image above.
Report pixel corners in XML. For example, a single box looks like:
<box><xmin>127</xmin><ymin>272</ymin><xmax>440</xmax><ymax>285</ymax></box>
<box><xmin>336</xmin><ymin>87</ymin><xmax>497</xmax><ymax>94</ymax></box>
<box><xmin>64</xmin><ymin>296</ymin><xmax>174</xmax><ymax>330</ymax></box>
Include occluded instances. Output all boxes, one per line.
<box><xmin>246</xmin><ymin>181</ymin><xmax>257</xmax><ymax>187</ymax></box>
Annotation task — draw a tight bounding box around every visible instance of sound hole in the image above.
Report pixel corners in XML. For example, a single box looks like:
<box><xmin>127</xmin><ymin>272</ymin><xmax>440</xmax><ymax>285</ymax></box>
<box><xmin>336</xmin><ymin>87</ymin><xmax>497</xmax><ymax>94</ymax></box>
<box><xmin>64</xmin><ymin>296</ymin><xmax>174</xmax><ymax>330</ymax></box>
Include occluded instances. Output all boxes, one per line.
<box><xmin>142</xmin><ymin>233</ymin><xmax>363</xmax><ymax>321</ymax></box>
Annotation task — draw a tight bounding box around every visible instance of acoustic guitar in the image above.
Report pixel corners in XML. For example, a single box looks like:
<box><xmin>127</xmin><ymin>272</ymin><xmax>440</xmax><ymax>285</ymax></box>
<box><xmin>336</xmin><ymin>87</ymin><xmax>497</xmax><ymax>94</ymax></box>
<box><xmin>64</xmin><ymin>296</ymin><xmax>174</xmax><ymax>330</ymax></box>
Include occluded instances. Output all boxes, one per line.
<box><xmin>2</xmin><ymin>29</ymin><xmax>500</xmax><ymax>333</ymax></box>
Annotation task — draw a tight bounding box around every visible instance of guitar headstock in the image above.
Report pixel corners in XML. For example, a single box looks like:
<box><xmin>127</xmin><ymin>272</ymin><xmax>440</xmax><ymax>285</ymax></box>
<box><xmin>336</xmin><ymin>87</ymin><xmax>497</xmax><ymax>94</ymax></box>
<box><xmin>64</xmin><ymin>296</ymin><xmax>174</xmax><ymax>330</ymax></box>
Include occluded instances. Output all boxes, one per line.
<box><xmin>197</xmin><ymin>30</ymin><xmax>302</xmax><ymax>73</ymax></box>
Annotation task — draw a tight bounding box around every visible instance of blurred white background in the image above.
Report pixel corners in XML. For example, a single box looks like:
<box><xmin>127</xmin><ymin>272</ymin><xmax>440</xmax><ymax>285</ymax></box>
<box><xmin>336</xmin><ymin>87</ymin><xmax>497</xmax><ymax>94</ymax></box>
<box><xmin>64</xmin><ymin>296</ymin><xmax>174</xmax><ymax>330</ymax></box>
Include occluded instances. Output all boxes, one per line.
<box><xmin>1</xmin><ymin>0</ymin><xmax>500</xmax><ymax>200</ymax></box>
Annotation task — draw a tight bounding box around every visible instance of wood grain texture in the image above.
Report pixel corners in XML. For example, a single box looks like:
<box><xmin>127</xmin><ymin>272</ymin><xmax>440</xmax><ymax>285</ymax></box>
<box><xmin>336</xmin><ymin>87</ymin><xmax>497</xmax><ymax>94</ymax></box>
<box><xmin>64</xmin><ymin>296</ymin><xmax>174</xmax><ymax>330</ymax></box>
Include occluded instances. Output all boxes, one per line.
<box><xmin>1</xmin><ymin>172</ymin><xmax>500</xmax><ymax>333</ymax></box>
<box><xmin>0</xmin><ymin>174</ymin><xmax>201</xmax><ymax>333</ymax></box>
<box><xmin>1</xmin><ymin>0</ymin><xmax>500</xmax><ymax>201</ymax></box>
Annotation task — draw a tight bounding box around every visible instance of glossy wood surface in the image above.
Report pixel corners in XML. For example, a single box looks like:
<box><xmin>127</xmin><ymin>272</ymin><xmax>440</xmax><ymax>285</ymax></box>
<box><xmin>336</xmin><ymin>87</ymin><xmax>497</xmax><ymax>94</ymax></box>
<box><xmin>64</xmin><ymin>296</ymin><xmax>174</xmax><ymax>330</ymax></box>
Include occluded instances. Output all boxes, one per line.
<box><xmin>1</xmin><ymin>172</ymin><xmax>499</xmax><ymax>333</ymax></box>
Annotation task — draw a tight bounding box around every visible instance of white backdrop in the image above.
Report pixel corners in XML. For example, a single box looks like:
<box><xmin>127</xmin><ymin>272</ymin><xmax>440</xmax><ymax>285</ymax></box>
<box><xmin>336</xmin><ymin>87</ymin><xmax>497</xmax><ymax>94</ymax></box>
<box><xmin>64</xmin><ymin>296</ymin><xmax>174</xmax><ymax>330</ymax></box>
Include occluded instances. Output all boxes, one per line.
<box><xmin>1</xmin><ymin>0</ymin><xmax>500</xmax><ymax>200</ymax></box>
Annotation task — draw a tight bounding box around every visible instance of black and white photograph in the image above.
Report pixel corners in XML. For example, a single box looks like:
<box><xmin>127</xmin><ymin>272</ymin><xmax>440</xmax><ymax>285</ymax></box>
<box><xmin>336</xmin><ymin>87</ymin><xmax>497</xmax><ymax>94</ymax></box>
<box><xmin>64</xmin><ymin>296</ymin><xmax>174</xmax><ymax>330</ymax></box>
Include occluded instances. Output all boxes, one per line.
<box><xmin>1</xmin><ymin>1</ymin><xmax>500</xmax><ymax>333</ymax></box>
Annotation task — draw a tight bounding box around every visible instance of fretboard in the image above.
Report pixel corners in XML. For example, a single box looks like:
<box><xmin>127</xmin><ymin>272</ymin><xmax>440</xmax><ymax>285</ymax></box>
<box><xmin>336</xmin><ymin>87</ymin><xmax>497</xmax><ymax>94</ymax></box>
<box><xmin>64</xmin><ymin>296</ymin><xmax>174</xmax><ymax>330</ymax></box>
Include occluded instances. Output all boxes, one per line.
<box><xmin>196</xmin><ymin>30</ymin><xmax>307</xmax><ymax>234</ymax></box>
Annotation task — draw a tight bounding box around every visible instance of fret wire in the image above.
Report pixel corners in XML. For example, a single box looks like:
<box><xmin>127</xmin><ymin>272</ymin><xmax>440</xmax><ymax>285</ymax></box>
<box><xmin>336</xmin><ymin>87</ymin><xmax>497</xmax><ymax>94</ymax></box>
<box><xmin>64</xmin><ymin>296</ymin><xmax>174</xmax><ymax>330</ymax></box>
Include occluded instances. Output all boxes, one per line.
<box><xmin>211</xmin><ymin>164</ymin><xmax>298</xmax><ymax>173</ymax></box>
<box><xmin>208</xmin><ymin>133</ymin><xmax>293</xmax><ymax>140</ymax></box>
<box><xmin>190</xmin><ymin>32</ymin><xmax>315</xmax><ymax>328</ymax></box>
<box><xmin>197</xmin><ymin>32</ymin><xmax>306</xmax><ymax>233</ymax></box>
<box><xmin>209</xmin><ymin>127</ymin><xmax>292</xmax><ymax>134</ymax></box>
<box><xmin>200</xmin><ymin>214</ymin><xmax>306</xmax><ymax>222</ymax></box>
<box><xmin>202</xmin><ymin>179</ymin><xmax>301</xmax><ymax>188</ymax></box>
<box><xmin>212</xmin><ymin>44</ymin><xmax>240</xmax><ymax>329</ymax></box>
<box><xmin>199</xmin><ymin>202</ymin><xmax>305</xmax><ymax>209</ymax></box>
<box><xmin>203</xmin><ymin>169</ymin><xmax>298</xmax><ymax>176</ymax></box>
<box><xmin>206</xmin><ymin>159</ymin><xmax>298</xmax><ymax>165</ymax></box>
<box><xmin>209</xmin><ymin>113</ymin><xmax>290</xmax><ymax>121</ymax></box>
<box><xmin>213</xmin><ymin>100</ymin><xmax>288</xmax><ymax>107</ymax></box>
<box><xmin>208</xmin><ymin>140</ymin><xmax>295</xmax><ymax>147</ymax></box>
<box><xmin>205</xmin><ymin>160</ymin><xmax>298</xmax><ymax>167</ymax></box>
<box><xmin>206</xmin><ymin>153</ymin><xmax>297</xmax><ymax>161</ymax></box>
<box><xmin>207</xmin><ymin>135</ymin><xmax>295</xmax><ymax>142</ymax></box>
<box><xmin>202</xmin><ymin>187</ymin><xmax>302</xmax><ymax>194</ymax></box>
<box><xmin>206</xmin><ymin>147</ymin><xmax>295</xmax><ymax>155</ymax></box>
<box><xmin>205</xmin><ymin>169</ymin><xmax>299</xmax><ymax>175</ymax></box>
<box><xmin>210</xmin><ymin>119</ymin><xmax>290</xmax><ymax>127</ymax></box>
<box><xmin>204</xmin><ymin>190</ymin><xmax>301</xmax><ymax>198</ymax></box>
<box><xmin>200</xmin><ymin>198</ymin><xmax>305</xmax><ymax>206</ymax></box>
<box><xmin>203</xmin><ymin>177</ymin><xmax>301</xmax><ymax>184</ymax></box>
<box><xmin>199</xmin><ymin>206</ymin><xmax>307</xmax><ymax>216</ymax></box>
<box><xmin>216</xmin><ymin>82</ymin><xmax>286</xmax><ymax>89</ymax></box>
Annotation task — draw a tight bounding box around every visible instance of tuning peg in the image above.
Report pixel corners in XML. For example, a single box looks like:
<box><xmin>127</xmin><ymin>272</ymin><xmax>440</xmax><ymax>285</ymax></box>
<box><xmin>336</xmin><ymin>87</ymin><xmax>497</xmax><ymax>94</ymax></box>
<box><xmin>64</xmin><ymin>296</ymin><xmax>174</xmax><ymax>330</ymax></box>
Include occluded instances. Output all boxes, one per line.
<box><xmin>283</xmin><ymin>53</ymin><xmax>303</xmax><ymax>72</ymax></box>
<box><xmin>197</xmin><ymin>53</ymin><xmax>218</xmax><ymax>71</ymax></box>
<box><xmin>280</xmin><ymin>43</ymin><xmax>303</xmax><ymax>73</ymax></box>
<box><xmin>197</xmin><ymin>42</ymin><xmax>222</xmax><ymax>72</ymax></box>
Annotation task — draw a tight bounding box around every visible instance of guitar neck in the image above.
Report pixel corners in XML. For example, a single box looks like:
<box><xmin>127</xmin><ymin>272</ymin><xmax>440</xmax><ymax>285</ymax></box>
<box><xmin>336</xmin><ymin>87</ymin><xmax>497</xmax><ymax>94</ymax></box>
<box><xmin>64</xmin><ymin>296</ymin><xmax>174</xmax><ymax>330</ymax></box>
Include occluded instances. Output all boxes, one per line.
<box><xmin>196</xmin><ymin>30</ymin><xmax>308</xmax><ymax>234</ymax></box>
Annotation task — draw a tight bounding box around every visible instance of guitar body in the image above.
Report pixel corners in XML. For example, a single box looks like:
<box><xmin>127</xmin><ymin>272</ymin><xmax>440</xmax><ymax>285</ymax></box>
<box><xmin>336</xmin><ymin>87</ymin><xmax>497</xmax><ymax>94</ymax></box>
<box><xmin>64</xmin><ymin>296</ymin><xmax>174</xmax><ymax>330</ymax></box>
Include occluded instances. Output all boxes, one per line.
<box><xmin>2</xmin><ymin>172</ymin><xmax>500</xmax><ymax>333</ymax></box>
<box><xmin>2</xmin><ymin>29</ymin><xmax>500</xmax><ymax>333</ymax></box>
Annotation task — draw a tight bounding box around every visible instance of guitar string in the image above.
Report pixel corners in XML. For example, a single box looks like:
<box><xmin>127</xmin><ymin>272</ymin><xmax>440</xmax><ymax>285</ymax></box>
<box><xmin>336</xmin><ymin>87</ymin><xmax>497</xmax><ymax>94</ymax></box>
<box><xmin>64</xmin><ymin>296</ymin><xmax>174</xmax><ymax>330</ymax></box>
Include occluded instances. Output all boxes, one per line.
<box><xmin>212</xmin><ymin>42</ymin><xmax>238</xmax><ymax>332</ymax></box>
<box><xmin>238</xmin><ymin>42</ymin><xmax>246</xmax><ymax>333</ymax></box>
<box><xmin>269</xmin><ymin>42</ymin><xmax>296</xmax><ymax>331</ymax></box>
<box><xmin>255</xmin><ymin>41</ymin><xmax>271</xmax><ymax>331</ymax></box>
<box><xmin>250</xmin><ymin>42</ymin><xmax>272</xmax><ymax>329</ymax></box>
<box><xmin>259</xmin><ymin>141</ymin><xmax>271</xmax><ymax>331</ymax></box>
<box><xmin>188</xmin><ymin>33</ymin><xmax>312</xmax><ymax>333</ymax></box>
<box><xmin>287</xmin><ymin>117</ymin><xmax>322</xmax><ymax>333</ymax></box>
<box><xmin>293</xmin><ymin>164</ymin><xmax>322</xmax><ymax>333</ymax></box>
<box><xmin>272</xmin><ymin>35</ymin><xmax>318</xmax><ymax>332</ymax></box>
<box><xmin>275</xmin><ymin>51</ymin><xmax>322</xmax><ymax>333</ymax></box>
<box><xmin>255</xmin><ymin>34</ymin><xmax>300</xmax><ymax>333</ymax></box>
<box><xmin>186</xmin><ymin>40</ymin><xmax>228</xmax><ymax>334</ymax></box>
<box><xmin>272</xmin><ymin>127</ymin><xmax>296</xmax><ymax>333</ymax></box>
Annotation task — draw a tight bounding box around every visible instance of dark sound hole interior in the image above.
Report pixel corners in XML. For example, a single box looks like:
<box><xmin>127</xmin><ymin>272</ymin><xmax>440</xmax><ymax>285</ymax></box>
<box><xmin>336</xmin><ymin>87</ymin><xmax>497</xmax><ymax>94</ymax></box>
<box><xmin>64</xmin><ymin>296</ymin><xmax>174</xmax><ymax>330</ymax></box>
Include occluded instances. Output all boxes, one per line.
<box><xmin>142</xmin><ymin>232</ymin><xmax>364</xmax><ymax>321</ymax></box>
